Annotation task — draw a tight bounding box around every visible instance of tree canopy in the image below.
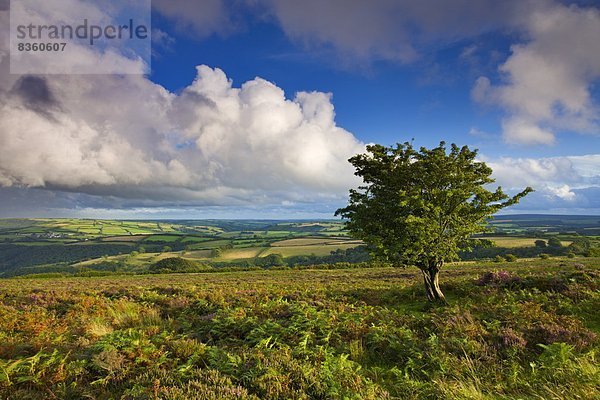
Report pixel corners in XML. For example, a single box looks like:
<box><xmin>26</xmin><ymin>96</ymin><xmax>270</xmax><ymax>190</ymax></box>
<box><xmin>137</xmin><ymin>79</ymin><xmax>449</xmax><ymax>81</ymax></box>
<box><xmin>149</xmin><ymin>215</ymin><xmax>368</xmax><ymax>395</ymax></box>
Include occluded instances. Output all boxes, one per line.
<box><xmin>336</xmin><ymin>142</ymin><xmax>532</xmax><ymax>302</ymax></box>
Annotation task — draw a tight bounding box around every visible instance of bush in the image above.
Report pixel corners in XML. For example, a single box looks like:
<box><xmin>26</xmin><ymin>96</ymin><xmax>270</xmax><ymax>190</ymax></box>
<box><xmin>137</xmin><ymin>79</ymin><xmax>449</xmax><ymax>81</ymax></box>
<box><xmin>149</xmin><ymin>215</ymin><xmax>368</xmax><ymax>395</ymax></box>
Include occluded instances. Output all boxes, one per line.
<box><xmin>476</xmin><ymin>270</ymin><xmax>521</xmax><ymax>286</ymax></box>
<box><xmin>568</xmin><ymin>237</ymin><xmax>591</xmax><ymax>255</ymax></box>
<box><xmin>494</xmin><ymin>255</ymin><xmax>505</xmax><ymax>263</ymax></box>
<box><xmin>539</xmin><ymin>253</ymin><xmax>550</xmax><ymax>259</ymax></box>
<box><xmin>547</xmin><ymin>237</ymin><xmax>563</xmax><ymax>248</ymax></box>
<box><xmin>505</xmin><ymin>254</ymin><xmax>517</xmax><ymax>262</ymax></box>
<box><xmin>149</xmin><ymin>257</ymin><xmax>204</xmax><ymax>273</ymax></box>
<box><xmin>260</xmin><ymin>253</ymin><xmax>285</xmax><ymax>267</ymax></box>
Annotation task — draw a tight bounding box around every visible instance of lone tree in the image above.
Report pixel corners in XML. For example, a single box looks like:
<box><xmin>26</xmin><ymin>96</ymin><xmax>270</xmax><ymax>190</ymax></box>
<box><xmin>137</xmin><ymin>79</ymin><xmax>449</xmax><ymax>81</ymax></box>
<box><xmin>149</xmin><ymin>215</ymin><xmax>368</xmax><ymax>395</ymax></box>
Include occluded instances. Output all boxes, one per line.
<box><xmin>336</xmin><ymin>142</ymin><xmax>532</xmax><ymax>303</ymax></box>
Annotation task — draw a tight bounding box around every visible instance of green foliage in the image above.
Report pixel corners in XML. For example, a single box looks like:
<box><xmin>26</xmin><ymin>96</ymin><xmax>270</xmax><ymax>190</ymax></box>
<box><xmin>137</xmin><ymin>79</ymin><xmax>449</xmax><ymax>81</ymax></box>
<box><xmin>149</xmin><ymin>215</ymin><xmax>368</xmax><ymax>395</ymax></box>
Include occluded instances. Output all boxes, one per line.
<box><xmin>336</xmin><ymin>142</ymin><xmax>531</xmax><ymax>301</ymax></box>
<box><xmin>587</xmin><ymin>247</ymin><xmax>600</xmax><ymax>257</ymax></box>
<box><xmin>568</xmin><ymin>237</ymin><xmax>592</xmax><ymax>255</ymax></box>
<box><xmin>0</xmin><ymin>243</ymin><xmax>132</xmax><ymax>274</ymax></box>
<box><xmin>336</xmin><ymin>142</ymin><xmax>532</xmax><ymax>270</ymax></box>
<box><xmin>548</xmin><ymin>237</ymin><xmax>563</xmax><ymax>248</ymax></box>
<box><xmin>260</xmin><ymin>253</ymin><xmax>285</xmax><ymax>267</ymax></box>
<box><xmin>149</xmin><ymin>257</ymin><xmax>211</xmax><ymax>273</ymax></box>
<box><xmin>287</xmin><ymin>245</ymin><xmax>371</xmax><ymax>266</ymax></box>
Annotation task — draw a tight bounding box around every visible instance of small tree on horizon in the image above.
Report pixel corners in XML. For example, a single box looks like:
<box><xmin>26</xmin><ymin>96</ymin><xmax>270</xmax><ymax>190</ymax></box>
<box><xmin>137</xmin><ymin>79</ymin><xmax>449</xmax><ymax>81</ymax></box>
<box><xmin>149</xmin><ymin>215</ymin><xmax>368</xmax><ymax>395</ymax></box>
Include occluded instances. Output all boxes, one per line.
<box><xmin>336</xmin><ymin>142</ymin><xmax>532</xmax><ymax>303</ymax></box>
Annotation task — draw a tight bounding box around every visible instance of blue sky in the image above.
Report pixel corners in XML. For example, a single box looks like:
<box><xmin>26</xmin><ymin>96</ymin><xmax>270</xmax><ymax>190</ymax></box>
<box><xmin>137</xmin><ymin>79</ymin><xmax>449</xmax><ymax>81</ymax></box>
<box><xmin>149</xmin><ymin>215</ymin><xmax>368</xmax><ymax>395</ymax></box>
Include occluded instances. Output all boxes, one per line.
<box><xmin>150</xmin><ymin>18</ymin><xmax>507</xmax><ymax>154</ymax></box>
<box><xmin>0</xmin><ymin>0</ymin><xmax>599</xmax><ymax>218</ymax></box>
<box><xmin>149</xmin><ymin>4</ymin><xmax>595</xmax><ymax>159</ymax></box>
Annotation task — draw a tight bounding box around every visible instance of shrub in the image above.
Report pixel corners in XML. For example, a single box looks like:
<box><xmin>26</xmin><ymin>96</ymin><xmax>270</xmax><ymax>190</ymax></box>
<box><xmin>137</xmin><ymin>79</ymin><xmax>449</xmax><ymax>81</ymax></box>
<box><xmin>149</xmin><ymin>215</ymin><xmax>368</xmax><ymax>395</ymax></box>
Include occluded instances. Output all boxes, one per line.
<box><xmin>476</xmin><ymin>270</ymin><xmax>520</xmax><ymax>286</ymax></box>
<box><xmin>149</xmin><ymin>257</ymin><xmax>199</xmax><ymax>273</ymax></box>
<box><xmin>497</xmin><ymin>327</ymin><xmax>527</xmax><ymax>352</ymax></box>
<box><xmin>527</xmin><ymin>320</ymin><xmax>597</xmax><ymax>350</ymax></box>
<box><xmin>539</xmin><ymin>253</ymin><xmax>550</xmax><ymax>259</ymax></box>
<box><xmin>260</xmin><ymin>254</ymin><xmax>285</xmax><ymax>267</ymax></box>
<box><xmin>505</xmin><ymin>254</ymin><xmax>517</xmax><ymax>262</ymax></box>
<box><xmin>547</xmin><ymin>237</ymin><xmax>563</xmax><ymax>248</ymax></box>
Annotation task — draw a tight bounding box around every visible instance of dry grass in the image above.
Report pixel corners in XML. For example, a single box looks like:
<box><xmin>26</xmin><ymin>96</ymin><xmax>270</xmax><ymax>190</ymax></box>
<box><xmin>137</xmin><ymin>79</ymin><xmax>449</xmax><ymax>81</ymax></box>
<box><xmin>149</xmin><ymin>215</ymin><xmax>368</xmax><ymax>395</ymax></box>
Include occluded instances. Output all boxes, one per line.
<box><xmin>487</xmin><ymin>237</ymin><xmax>572</xmax><ymax>248</ymax></box>
<box><xmin>218</xmin><ymin>247</ymin><xmax>266</xmax><ymax>260</ymax></box>
<box><xmin>263</xmin><ymin>243</ymin><xmax>360</xmax><ymax>257</ymax></box>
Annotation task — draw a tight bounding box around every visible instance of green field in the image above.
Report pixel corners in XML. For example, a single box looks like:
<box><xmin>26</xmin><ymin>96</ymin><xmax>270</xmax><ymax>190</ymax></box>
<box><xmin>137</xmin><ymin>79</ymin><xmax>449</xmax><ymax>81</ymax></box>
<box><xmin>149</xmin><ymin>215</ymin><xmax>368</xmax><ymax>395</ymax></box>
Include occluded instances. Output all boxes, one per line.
<box><xmin>0</xmin><ymin>258</ymin><xmax>598</xmax><ymax>399</ymax></box>
<box><xmin>0</xmin><ymin>216</ymin><xmax>598</xmax><ymax>277</ymax></box>
<box><xmin>488</xmin><ymin>214</ymin><xmax>600</xmax><ymax>235</ymax></box>
<box><xmin>142</xmin><ymin>235</ymin><xmax>183</xmax><ymax>243</ymax></box>
<box><xmin>271</xmin><ymin>238</ymin><xmax>357</xmax><ymax>247</ymax></box>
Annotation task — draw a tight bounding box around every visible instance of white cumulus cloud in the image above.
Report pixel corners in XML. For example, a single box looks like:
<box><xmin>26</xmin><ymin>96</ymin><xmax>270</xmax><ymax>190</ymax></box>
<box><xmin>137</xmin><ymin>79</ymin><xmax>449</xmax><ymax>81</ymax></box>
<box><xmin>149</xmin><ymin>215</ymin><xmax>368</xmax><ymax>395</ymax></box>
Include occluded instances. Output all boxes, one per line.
<box><xmin>546</xmin><ymin>185</ymin><xmax>576</xmax><ymax>201</ymax></box>
<box><xmin>473</xmin><ymin>2</ymin><xmax>600</xmax><ymax>144</ymax></box>
<box><xmin>485</xmin><ymin>154</ymin><xmax>599</xmax><ymax>201</ymax></box>
<box><xmin>0</xmin><ymin>64</ymin><xmax>364</xmax><ymax>205</ymax></box>
<box><xmin>0</xmin><ymin>2</ymin><xmax>364</xmax><ymax>211</ymax></box>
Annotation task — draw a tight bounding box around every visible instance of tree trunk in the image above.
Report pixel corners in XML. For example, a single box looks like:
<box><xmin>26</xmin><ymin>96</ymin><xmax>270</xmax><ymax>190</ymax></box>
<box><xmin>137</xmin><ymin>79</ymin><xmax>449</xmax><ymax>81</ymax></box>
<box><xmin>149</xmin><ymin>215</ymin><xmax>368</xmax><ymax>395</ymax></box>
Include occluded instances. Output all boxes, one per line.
<box><xmin>421</xmin><ymin>265</ymin><xmax>446</xmax><ymax>303</ymax></box>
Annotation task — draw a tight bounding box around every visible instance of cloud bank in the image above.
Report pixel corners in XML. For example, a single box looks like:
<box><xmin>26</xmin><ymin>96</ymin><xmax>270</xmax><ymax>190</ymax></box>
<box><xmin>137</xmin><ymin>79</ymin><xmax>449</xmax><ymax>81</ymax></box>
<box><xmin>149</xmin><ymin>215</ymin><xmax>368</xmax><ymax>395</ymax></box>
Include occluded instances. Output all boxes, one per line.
<box><xmin>263</xmin><ymin>0</ymin><xmax>530</xmax><ymax>64</ymax></box>
<box><xmin>0</xmin><ymin>2</ymin><xmax>363</xmax><ymax>210</ymax></box>
<box><xmin>9</xmin><ymin>0</ymin><xmax>150</xmax><ymax>75</ymax></box>
<box><xmin>0</xmin><ymin>66</ymin><xmax>364</xmax><ymax>205</ymax></box>
<box><xmin>473</xmin><ymin>2</ymin><xmax>600</xmax><ymax>144</ymax></box>
<box><xmin>484</xmin><ymin>154</ymin><xmax>600</xmax><ymax>213</ymax></box>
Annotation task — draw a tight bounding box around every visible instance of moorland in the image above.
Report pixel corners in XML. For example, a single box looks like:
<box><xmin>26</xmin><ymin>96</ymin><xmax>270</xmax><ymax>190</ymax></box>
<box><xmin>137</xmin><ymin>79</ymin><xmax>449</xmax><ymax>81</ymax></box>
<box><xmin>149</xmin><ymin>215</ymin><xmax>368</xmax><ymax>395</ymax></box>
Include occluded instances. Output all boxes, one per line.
<box><xmin>0</xmin><ymin>215</ymin><xmax>598</xmax><ymax>399</ymax></box>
